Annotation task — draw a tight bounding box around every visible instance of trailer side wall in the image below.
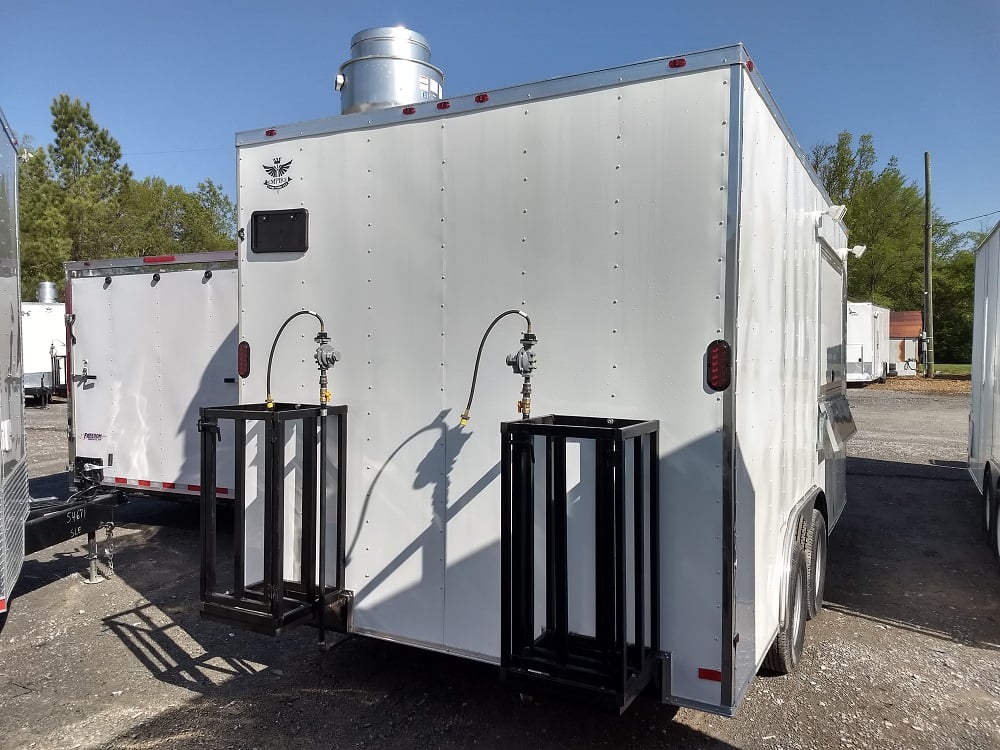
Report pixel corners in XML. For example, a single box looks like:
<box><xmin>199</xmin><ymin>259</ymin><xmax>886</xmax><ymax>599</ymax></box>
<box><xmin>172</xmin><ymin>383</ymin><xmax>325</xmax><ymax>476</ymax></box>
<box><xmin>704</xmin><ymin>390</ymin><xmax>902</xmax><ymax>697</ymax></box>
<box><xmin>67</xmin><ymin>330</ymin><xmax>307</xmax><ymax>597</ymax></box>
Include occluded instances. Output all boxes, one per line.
<box><xmin>0</xmin><ymin>110</ymin><xmax>27</xmax><ymax>611</ymax></box>
<box><xmin>970</xmin><ymin>222</ymin><xmax>1000</xmax><ymax>490</ymax></box>
<box><xmin>734</xmin><ymin>72</ymin><xmax>847</xmax><ymax>694</ymax></box>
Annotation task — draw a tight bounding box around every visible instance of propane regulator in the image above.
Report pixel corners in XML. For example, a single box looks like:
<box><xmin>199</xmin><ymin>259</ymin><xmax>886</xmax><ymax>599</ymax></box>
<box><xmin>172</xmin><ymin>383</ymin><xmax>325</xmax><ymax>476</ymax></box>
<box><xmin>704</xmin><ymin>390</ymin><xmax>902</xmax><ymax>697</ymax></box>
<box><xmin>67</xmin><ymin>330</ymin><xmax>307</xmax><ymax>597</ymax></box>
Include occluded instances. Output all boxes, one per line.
<box><xmin>265</xmin><ymin>310</ymin><xmax>341</xmax><ymax>408</ymax></box>
<box><xmin>460</xmin><ymin>310</ymin><xmax>538</xmax><ymax>426</ymax></box>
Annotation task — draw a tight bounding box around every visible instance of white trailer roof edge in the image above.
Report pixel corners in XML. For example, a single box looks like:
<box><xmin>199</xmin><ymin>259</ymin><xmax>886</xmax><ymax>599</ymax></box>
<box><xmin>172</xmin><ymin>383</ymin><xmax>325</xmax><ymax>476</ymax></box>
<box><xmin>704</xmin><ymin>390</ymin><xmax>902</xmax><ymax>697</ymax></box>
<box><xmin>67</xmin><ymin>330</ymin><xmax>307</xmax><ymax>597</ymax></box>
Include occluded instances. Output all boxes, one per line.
<box><xmin>65</xmin><ymin>251</ymin><xmax>238</xmax><ymax>277</ymax></box>
<box><xmin>237</xmin><ymin>43</ymin><xmax>838</xmax><ymax>218</ymax></box>
<box><xmin>973</xmin><ymin>219</ymin><xmax>1000</xmax><ymax>254</ymax></box>
<box><xmin>0</xmin><ymin>108</ymin><xmax>16</xmax><ymax>150</ymax></box>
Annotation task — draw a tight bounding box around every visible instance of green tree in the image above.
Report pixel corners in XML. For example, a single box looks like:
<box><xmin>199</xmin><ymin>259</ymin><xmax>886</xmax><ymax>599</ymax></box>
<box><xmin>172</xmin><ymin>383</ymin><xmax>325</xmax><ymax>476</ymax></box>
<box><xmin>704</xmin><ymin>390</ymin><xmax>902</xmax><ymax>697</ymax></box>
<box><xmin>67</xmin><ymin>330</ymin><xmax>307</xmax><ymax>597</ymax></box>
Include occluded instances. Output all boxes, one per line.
<box><xmin>46</xmin><ymin>94</ymin><xmax>132</xmax><ymax>262</ymax></box>
<box><xmin>108</xmin><ymin>177</ymin><xmax>236</xmax><ymax>256</ymax></box>
<box><xmin>810</xmin><ymin>133</ymin><xmax>924</xmax><ymax>309</ymax></box>
<box><xmin>811</xmin><ymin>132</ymin><xmax>976</xmax><ymax>362</ymax></box>
<box><xmin>196</xmin><ymin>179</ymin><xmax>237</xmax><ymax>241</ymax></box>
<box><xmin>18</xmin><ymin>95</ymin><xmax>237</xmax><ymax>299</ymax></box>
<box><xmin>16</xmin><ymin>136</ymin><xmax>70</xmax><ymax>299</ymax></box>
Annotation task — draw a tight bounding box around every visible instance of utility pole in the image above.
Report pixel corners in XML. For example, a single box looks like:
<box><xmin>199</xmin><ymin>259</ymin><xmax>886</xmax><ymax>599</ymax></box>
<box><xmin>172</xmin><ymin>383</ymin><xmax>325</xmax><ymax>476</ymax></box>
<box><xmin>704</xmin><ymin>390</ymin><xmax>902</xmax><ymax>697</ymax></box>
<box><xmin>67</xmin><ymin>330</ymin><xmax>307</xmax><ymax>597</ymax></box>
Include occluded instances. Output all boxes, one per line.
<box><xmin>923</xmin><ymin>152</ymin><xmax>935</xmax><ymax>378</ymax></box>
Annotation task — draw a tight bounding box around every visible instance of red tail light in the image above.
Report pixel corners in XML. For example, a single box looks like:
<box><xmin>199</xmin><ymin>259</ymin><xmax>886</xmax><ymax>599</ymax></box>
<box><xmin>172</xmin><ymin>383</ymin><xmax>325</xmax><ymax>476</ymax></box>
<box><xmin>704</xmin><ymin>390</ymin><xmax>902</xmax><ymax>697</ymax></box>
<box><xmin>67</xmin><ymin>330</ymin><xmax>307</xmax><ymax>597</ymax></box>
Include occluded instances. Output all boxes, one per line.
<box><xmin>707</xmin><ymin>339</ymin><xmax>731</xmax><ymax>391</ymax></box>
<box><xmin>238</xmin><ymin>340</ymin><xmax>251</xmax><ymax>378</ymax></box>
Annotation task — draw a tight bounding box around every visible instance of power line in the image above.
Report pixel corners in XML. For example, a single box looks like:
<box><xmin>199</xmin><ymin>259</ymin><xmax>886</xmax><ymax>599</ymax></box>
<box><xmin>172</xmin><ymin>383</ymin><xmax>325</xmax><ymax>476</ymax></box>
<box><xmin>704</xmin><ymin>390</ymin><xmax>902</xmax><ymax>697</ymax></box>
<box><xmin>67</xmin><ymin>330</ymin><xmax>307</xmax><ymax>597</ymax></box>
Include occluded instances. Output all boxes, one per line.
<box><xmin>944</xmin><ymin>209</ymin><xmax>1000</xmax><ymax>227</ymax></box>
<box><xmin>123</xmin><ymin>146</ymin><xmax>229</xmax><ymax>157</ymax></box>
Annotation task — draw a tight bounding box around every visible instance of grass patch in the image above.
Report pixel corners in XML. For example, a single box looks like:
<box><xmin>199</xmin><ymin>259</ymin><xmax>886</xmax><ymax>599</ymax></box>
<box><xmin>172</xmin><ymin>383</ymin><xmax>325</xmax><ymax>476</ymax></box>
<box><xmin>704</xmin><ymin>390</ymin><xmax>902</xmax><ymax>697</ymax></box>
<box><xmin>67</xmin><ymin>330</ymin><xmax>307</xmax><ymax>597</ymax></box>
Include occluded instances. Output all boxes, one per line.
<box><xmin>934</xmin><ymin>363</ymin><xmax>971</xmax><ymax>376</ymax></box>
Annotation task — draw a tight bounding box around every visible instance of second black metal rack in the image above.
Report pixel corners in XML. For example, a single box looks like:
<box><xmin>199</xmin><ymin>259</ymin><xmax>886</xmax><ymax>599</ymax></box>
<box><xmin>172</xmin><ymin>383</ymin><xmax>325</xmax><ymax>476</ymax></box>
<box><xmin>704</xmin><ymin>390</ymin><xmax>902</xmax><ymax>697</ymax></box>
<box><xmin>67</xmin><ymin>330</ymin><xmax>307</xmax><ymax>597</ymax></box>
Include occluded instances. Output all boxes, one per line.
<box><xmin>500</xmin><ymin>414</ymin><xmax>660</xmax><ymax>712</ymax></box>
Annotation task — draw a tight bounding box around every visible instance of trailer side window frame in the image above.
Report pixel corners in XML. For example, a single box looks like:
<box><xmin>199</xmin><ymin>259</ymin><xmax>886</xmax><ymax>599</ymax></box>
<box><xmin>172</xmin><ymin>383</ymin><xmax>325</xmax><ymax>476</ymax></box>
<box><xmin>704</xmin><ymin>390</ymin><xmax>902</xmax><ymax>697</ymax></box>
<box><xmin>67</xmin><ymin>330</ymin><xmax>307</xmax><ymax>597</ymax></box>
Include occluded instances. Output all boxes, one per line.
<box><xmin>250</xmin><ymin>209</ymin><xmax>309</xmax><ymax>254</ymax></box>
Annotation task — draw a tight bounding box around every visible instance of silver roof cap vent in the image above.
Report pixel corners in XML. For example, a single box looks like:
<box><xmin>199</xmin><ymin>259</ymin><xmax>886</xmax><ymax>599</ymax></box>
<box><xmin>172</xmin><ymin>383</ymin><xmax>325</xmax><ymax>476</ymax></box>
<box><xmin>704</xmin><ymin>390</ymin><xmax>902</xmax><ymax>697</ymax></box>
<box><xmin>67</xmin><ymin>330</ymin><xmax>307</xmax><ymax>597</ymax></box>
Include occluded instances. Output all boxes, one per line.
<box><xmin>36</xmin><ymin>281</ymin><xmax>57</xmax><ymax>304</ymax></box>
<box><xmin>336</xmin><ymin>26</ymin><xmax>444</xmax><ymax>115</ymax></box>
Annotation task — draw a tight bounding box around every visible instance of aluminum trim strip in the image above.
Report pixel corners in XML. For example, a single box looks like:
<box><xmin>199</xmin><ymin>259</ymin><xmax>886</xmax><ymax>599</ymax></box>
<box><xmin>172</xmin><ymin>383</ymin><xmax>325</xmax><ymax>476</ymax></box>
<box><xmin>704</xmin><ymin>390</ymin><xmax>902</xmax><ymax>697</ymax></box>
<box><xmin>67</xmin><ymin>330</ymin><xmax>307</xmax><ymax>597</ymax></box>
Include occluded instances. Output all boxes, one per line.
<box><xmin>720</xmin><ymin>63</ymin><xmax>743</xmax><ymax>709</ymax></box>
<box><xmin>0</xmin><ymin>106</ymin><xmax>17</xmax><ymax>149</ymax></box>
<box><xmin>351</xmin><ymin>626</ymin><xmax>499</xmax><ymax>665</ymax></box>
<box><xmin>65</xmin><ymin>251</ymin><xmax>238</xmax><ymax>274</ymax></box>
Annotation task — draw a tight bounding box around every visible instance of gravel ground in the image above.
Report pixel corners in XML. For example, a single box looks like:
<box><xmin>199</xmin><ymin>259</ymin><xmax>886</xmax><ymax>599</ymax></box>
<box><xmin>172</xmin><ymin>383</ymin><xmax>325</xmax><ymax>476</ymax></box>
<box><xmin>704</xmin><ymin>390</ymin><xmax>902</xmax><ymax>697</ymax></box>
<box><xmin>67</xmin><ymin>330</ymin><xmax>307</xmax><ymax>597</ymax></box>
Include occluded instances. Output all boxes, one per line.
<box><xmin>1</xmin><ymin>391</ymin><xmax>998</xmax><ymax>750</ymax></box>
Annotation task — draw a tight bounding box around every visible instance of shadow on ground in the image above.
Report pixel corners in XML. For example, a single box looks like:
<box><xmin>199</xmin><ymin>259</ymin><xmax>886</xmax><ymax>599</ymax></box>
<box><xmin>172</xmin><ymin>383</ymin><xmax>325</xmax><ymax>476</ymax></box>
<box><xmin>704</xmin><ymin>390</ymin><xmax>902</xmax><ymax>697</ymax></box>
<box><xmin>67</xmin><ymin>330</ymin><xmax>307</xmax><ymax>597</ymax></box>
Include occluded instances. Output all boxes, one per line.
<box><xmin>825</xmin><ymin>457</ymin><xmax>1000</xmax><ymax>650</ymax></box>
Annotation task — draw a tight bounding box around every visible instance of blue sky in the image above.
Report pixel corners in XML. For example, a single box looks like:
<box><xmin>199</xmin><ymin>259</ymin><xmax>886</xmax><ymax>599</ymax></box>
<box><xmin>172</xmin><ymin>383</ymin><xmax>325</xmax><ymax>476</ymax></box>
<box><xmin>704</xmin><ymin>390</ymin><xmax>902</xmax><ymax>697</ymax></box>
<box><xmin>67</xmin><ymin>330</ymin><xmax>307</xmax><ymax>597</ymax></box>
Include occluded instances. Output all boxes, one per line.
<box><xmin>2</xmin><ymin>1</ymin><xmax>998</xmax><ymax>235</ymax></box>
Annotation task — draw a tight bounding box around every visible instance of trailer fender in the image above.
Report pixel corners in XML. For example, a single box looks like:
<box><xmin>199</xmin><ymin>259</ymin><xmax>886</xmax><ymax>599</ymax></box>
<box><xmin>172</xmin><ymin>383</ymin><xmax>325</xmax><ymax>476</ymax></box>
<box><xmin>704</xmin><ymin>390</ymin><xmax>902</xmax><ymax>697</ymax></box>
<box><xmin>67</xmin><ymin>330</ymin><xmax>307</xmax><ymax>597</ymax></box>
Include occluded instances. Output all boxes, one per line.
<box><xmin>776</xmin><ymin>486</ymin><xmax>822</xmax><ymax>630</ymax></box>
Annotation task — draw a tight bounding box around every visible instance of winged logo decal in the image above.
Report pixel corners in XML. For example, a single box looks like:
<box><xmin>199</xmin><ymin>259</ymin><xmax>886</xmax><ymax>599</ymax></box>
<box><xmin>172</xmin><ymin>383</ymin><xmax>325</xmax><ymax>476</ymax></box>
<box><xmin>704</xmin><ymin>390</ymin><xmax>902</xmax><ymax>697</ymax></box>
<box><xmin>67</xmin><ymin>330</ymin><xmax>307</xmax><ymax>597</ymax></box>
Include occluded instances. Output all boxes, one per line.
<box><xmin>263</xmin><ymin>157</ymin><xmax>293</xmax><ymax>190</ymax></box>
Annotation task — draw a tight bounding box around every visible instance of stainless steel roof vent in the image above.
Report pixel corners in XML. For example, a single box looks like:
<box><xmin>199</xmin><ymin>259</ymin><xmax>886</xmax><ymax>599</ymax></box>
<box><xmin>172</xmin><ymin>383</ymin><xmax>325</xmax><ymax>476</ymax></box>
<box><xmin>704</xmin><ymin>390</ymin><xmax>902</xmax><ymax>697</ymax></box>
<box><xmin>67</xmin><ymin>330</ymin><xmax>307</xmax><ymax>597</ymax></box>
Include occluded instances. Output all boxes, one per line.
<box><xmin>336</xmin><ymin>27</ymin><xmax>444</xmax><ymax>115</ymax></box>
<box><xmin>36</xmin><ymin>281</ymin><xmax>57</xmax><ymax>304</ymax></box>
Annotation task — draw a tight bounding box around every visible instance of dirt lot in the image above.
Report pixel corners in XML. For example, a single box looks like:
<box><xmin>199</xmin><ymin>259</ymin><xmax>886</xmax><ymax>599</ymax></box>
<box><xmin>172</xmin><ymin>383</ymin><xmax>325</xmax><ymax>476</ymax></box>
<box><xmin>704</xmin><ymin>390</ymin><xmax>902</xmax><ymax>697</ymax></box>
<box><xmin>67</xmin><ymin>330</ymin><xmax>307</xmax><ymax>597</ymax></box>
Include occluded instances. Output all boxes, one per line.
<box><xmin>865</xmin><ymin>373</ymin><xmax>971</xmax><ymax>395</ymax></box>
<box><xmin>1</xmin><ymin>391</ymin><xmax>998</xmax><ymax>750</ymax></box>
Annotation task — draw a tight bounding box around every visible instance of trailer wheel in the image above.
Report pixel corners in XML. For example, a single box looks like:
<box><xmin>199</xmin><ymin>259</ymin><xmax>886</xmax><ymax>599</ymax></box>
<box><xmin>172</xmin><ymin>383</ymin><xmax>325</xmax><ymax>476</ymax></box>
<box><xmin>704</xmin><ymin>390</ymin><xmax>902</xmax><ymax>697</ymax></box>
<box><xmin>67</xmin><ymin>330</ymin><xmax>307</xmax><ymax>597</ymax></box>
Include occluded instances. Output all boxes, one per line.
<box><xmin>993</xmin><ymin>494</ymin><xmax>1000</xmax><ymax>564</ymax></box>
<box><xmin>764</xmin><ymin>544</ymin><xmax>807</xmax><ymax>674</ymax></box>
<box><xmin>799</xmin><ymin>510</ymin><xmax>827</xmax><ymax>619</ymax></box>
<box><xmin>984</xmin><ymin>472</ymin><xmax>997</xmax><ymax>553</ymax></box>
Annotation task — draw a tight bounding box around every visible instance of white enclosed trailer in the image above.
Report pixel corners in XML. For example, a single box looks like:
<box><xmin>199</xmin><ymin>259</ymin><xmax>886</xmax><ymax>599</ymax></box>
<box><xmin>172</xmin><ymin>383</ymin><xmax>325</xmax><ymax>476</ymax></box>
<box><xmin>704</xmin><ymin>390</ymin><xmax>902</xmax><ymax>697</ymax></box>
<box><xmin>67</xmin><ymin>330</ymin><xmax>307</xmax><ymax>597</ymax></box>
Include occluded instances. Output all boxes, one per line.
<box><xmin>846</xmin><ymin>301</ymin><xmax>890</xmax><ymax>384</ymax></box>
<box><xmin>21</xmin><ymin>283</ymin><xmax>66</xmax><ymax>404</ymax></box>
<box><xmin>0</xmin><ymin>107</ymin><xmax>29</xmax><ymax>623</ymax></box>
<box><xmin>66</xmin><ymin>253</ymin><xmax>238</xmax><ymax>498</ymax></box>
<box><xmin>205</xmin><ymin>34</ymin><xmax>860</xmax><ymax>715</ymax></box>
<box><xmin>968</xmin><ymin>220</ymin><xmax>1000</xmax><ymax>554</ymax></box>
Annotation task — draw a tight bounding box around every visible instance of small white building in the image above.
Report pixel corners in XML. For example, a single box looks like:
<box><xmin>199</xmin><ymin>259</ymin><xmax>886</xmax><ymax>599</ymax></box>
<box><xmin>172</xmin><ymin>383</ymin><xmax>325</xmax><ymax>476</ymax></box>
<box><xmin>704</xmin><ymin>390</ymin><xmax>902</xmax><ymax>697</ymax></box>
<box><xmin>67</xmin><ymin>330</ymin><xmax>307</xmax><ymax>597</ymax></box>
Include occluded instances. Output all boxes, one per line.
<box><xmin>889</xmin><ymin>311</ymin><xmax>922</xmax><ymax>377</ymax></box>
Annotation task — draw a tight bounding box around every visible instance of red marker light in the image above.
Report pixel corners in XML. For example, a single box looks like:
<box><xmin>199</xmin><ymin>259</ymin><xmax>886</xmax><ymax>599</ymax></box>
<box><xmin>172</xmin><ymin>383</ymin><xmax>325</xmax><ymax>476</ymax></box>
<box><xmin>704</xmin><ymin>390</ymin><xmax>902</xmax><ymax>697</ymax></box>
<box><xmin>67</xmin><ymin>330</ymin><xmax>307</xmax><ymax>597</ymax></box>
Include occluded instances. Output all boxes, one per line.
<box><xmin>746</xmin><ymin>60</ymin><xmax>754</xmax><ymax>72</ymax></box>
<box><xmin>402</xmin><ymin>107</ymin><xmax>416</xmax><ymax>115</ymax></box>
<box><xmin>238</xmin><ymin>340</ymin><xmax>251</xmax><ymax>378</ymax></box>
<box><xmin>265</xmin><ymin>128</ymin><xmax>278</xmax><ymax>137</ymax></box>
<box><xmin>143</xmin><ymin>255</ymin><xmax>175</xmax><ymax>264</ymax></box>
<box><xmin>436</xmin><ymin>101</ymin><xmax>451</xmax><ymax>110</ymax></box>
<box><xmin>474</xmin><ymin>93</ymin><xmax>490</xmax><ymax>104</ymax></box>
<box><xmin>668</xmin><ymin>58</ymin><xmax>687</xmax><ymax>69</ymax></box>
<box><xmin>706</xmin><ymin>339</ymin><xmax>732</xmax><ymax>391</ymax></box>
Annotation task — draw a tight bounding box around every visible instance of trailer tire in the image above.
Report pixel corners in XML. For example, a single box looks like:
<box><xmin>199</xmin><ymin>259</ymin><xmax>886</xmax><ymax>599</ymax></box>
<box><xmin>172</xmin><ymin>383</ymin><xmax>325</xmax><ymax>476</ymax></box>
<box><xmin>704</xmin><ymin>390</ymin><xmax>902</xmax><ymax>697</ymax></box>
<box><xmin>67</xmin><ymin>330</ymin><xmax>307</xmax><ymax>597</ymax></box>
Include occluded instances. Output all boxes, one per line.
<box><xmin>799</xmin><ymin>510</ymin><xmax>827</xmax><ymax>619</ymax></box>
<box><xmin>993</xmin><ymin>493</ymin><xmax>1000</xmax><ymax>564</ymax></box>
<box><xmin>985</xmin><ymin>472</ymin><xmax>997</xmax><ymax>553</ymax></box>
<box><xmin>764</xmin><ymin>544</ymin><xmax>807</xmax><ymax>674</ymax></box>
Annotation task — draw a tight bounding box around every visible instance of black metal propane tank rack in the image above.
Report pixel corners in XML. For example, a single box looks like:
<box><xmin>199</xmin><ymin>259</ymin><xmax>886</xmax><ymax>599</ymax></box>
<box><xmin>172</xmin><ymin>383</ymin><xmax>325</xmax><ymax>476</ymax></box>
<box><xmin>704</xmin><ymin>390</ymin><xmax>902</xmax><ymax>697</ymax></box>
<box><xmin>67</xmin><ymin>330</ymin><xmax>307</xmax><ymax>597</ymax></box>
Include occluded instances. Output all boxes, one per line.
<box><xmin>198</xmin><ymin>402</ymin><xmax>352</xmax><ymax>638</ymax></box>
<box><xmin>500</xmin><ymin>414</ymin><xmax>661</xmax><ymax>712</ymax></box>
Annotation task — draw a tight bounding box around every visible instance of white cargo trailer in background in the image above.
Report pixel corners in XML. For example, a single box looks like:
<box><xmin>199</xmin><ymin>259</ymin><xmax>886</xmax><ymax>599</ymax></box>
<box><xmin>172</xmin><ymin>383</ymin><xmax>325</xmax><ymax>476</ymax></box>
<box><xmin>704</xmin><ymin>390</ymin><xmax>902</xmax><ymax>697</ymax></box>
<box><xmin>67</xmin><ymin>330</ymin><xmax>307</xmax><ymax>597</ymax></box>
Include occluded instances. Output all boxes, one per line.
<box><xmin>0</xmin><ymin>107</ymin><xmax>29</xmax><ymax>623</ymax></box>
<box><xmin>846</xmin><ymin>301</ymin><xmax>890</xmax><ymax>384</ymax></box>
<box><xmin>968</xmin><ymin>220</ymin><xmax>1000</xmax><ymax>555</ymax></box>
<box><xmin>202</xmin><ymin>32</ymin><xmax>862</xmax><ymax>716</ymax></box>
<box><xmin>66</xmin><ymin>253</ymin><xmax>238</xmax><ymax>498</ymax></box>
<box><xmin>20</xmin><ymin>282</ymin><xmax>66</xmax><ymax>405</ymax></box>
